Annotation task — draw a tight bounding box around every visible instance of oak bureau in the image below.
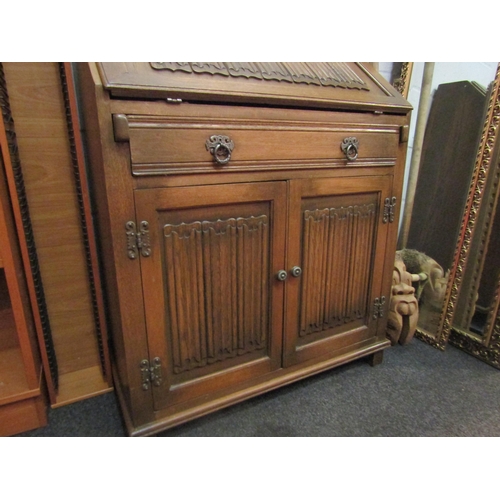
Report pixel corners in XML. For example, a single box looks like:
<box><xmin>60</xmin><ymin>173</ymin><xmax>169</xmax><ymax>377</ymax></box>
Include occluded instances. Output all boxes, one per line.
<box><xmin>77</xmin><ymin>63</ymin><xmax>411</xmax><ymax>436</ymax></box>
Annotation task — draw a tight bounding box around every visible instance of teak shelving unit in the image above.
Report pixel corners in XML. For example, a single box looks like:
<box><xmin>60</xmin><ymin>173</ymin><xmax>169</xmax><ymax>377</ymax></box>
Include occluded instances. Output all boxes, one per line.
<box><xmin>0</xmin><ymin>116</ymin><xmax>46</xmax><ymax>436</ymax></box>
<box><xmin>0</xmin><ymin>62</ymin><xmax>112</xmax><ymax>412</ymax></box>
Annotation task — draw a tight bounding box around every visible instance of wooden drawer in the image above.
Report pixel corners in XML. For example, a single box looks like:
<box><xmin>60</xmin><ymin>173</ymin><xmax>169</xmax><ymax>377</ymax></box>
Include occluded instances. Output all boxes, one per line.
<box><xmin>113</xmin><ymin>114</ymin><xmax>400</xmax><ymax>176</ymax></box>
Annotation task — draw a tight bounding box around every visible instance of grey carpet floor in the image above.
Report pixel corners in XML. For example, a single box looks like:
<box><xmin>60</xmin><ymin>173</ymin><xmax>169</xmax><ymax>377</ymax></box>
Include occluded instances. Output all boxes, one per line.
<box><xmin>15</xmin><ymin>339</ymin><xmax>500</xmax><ymax>437</ymax></box>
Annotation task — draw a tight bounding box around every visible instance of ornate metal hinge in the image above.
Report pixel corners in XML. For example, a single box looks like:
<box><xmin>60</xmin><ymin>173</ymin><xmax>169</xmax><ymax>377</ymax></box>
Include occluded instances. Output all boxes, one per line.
<box><xmin>383</xmin><ymin>197</ymin><xmax>397</xmax><ymax>224</ymax></box>
<box><xmin>126</xmin><ymin>221</ymin><xmax>151</xmax><ymax>259</ymax></box>
<box><xmin>140</xmin><ymin>357</ymin><xmax>162</xmax><ymax>391</ymax></box>
<box><xmin>373</xmin><ymin>296</ymin><xmax>386</xmax><ymax>319</ymax></box>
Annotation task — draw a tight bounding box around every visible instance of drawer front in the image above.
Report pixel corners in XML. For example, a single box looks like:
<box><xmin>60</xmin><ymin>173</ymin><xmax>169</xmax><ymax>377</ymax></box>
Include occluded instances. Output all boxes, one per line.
<box><xmin>114</xmin><ymin>114</ymin><xmax>400</xmax><ymax>175</ymax></box>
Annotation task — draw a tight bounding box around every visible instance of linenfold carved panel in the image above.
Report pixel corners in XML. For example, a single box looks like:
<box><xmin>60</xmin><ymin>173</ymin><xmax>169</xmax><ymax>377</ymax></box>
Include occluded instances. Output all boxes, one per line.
<box><xmin>300</xmin><ymin>203</ymin><xmax>377</xmax><ymax>337</ymax></box>
<box><xmin>163</xmin><ymin>215</ymin><xmax>269</xmax><ymax>374</ymax></box>
<box><xmin>282</xmin><ymin>62</ymin><xmax>322</xmax><ymax>85</ymax></box>
<box><xmin>190</xmin><ymin>62</ymin><xmax>229</xmax><ymax>76</ymax></box>
<box><xmin>252</xmin><ymin>62</ymin><xmax>293</xmax><ymax>82</ymax></box>
<box><xmin>150</xmin><ymin>62</ymin><xmax>193</xmax><ymax>73</ymax></box>
<box><xmin>225</xmin><ymin>62</ymin><xmax>267</xmax><ymax>80</ymax></box>
<box><xmin>150</xmin><ymin>62</ymin><xmax>369</xmax><ymax>90</ymax></box>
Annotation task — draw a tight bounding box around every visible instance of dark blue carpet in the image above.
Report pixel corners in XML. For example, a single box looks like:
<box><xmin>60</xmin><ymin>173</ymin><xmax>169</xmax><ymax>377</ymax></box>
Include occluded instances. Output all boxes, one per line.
<box><xmin>16</xmin><ymin>339</ymin><xmax>500</xmax><ymax>437</ymax></box>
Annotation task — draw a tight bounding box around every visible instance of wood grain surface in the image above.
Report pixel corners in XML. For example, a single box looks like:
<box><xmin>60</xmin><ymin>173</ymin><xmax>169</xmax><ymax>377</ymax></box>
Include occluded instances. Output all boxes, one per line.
<box><xmin>2</xmin><ymin>63</ymin><xmax>110</xmax><ymax>405</ymax></box>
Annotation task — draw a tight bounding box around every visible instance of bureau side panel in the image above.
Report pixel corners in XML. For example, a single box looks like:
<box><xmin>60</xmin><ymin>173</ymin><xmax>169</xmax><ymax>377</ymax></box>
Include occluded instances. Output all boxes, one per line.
<box><xmin>77</xmin><ymin>63</ymin><xmax>154</xmax><ymax>426</ymax></box>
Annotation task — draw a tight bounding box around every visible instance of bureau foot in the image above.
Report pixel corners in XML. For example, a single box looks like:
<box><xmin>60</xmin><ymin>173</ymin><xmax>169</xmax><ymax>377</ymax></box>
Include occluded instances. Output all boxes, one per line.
<box><xmin>368</xmin><ymin>350</ymin><xmax>384</xmax><ymax>367</ymax></box>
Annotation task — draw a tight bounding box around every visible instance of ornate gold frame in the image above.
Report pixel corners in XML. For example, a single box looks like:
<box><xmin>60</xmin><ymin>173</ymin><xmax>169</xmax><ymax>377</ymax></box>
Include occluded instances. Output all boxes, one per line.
<box><xmin>447</xmin><ymin>64</ymin><xmax>500</xmax><ymax>367</ymax></box>
<box><xmin>392</xmin><ymin>63</ymin><xmax>414</xmax><ymax>99</ymax></box>
<box><xmin>414</xmin><ymin>63</ymin><xmax>500</xmax><ymax>353</ymax></box>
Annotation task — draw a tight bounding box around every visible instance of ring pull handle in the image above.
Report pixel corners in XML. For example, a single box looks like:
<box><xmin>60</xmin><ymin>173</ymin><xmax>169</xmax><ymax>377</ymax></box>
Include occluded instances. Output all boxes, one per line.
<box><xmin>341</xmin><ymin>137</ymin><xmax>359</xmax><ymax>161</ymax></box>
<box><xmin>206</xmin><ymin>135</ymin><xmax>235</xmax><ymax>165</ymax></box>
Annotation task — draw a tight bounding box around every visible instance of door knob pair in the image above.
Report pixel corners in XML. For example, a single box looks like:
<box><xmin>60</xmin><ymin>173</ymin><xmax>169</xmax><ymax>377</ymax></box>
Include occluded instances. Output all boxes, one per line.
<box><xmin>277</xmin><ymin>266</ymin><xmax>302</xmax><ymax>281</ymax></box>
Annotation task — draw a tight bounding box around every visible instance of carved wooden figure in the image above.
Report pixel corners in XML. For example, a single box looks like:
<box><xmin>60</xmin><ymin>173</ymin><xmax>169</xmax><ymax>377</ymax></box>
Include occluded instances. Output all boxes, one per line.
<box><xmin>399</xmin><ymin>248</ymin><xmax>449</xmax><ymax>335</ymax></box>
<box><xmin>387</xmin><ymin>253</ymin><xmax>419</xmax><ymax>345</ymax></box>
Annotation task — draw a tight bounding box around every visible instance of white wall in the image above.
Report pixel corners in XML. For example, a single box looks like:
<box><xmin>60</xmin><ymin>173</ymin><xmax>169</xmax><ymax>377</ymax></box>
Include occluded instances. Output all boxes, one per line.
<box><xmin>378</xmin><ymin>62</ymin><xmax>394</xmax><ymax>85</ymax></box>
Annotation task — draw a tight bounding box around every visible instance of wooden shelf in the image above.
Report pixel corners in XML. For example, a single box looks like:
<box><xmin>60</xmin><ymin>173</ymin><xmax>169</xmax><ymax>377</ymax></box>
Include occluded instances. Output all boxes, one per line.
<box><xmin>0</xmin><ymin>349</ymin><xmax>45</xmax><ymax>435</ymax></box>
<box><xmin>52</xmin><ymin>366</ymin><xmax>113</xmax><ymax>409</ymax></box>
<box><xmin>0</xmin><ymin>271</ymin><xmax>46</xmax><ymax>436</ymax></box>
<box><xmin>0</xmin><ymin>346</ymin><xmax>35</xmax><ymax>404</ymax></box>
<box><xmin>0</xmin><ymin>284</ymin><xmax>46</xmax><ymax>437</ymax></box>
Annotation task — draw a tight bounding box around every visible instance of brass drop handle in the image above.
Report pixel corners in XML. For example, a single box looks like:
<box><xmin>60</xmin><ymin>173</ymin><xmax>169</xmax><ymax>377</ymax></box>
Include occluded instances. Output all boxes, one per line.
<box><xmin>291</xmin><ymin>266</ymin><xmax>302</xmax><ymax>277</ymax></box>
<box><xmin>206</xmin><ymin>135</ymin><xmax>235</xmax><ymax>165</ymax></box>
<box><xmin>341</xmin><ymin>137</ymin><xmax>359</xmax><ymax>161</ymax></box>
<box><xmin>276</xmin><ymin>270</ymin><xmax>288</xmax><ymax>281</ymax></box>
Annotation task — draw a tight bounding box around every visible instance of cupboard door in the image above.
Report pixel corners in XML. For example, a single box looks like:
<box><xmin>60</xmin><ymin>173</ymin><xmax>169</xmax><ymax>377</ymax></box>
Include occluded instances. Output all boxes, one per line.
<box><xmin>134</xmin><ymin>182</ymin><xmax>286</xmax><ymax>411</ymax></box>
<box><xmin>284</xmin><ymin>176</ymin><xmax>392</xmax><ymax>366</ymax></box>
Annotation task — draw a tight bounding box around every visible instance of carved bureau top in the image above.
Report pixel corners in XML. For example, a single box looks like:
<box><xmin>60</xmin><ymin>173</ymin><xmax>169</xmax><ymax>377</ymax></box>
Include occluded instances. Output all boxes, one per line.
<box><xmin>96</xmin><ymin>62</ymin><xmax>412</xmax><ymax>114</ymax></box>
<box><xmin>150</xmin><ymin>62</ymin><xmax>370</xmax><ymax>90</ymax></box>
